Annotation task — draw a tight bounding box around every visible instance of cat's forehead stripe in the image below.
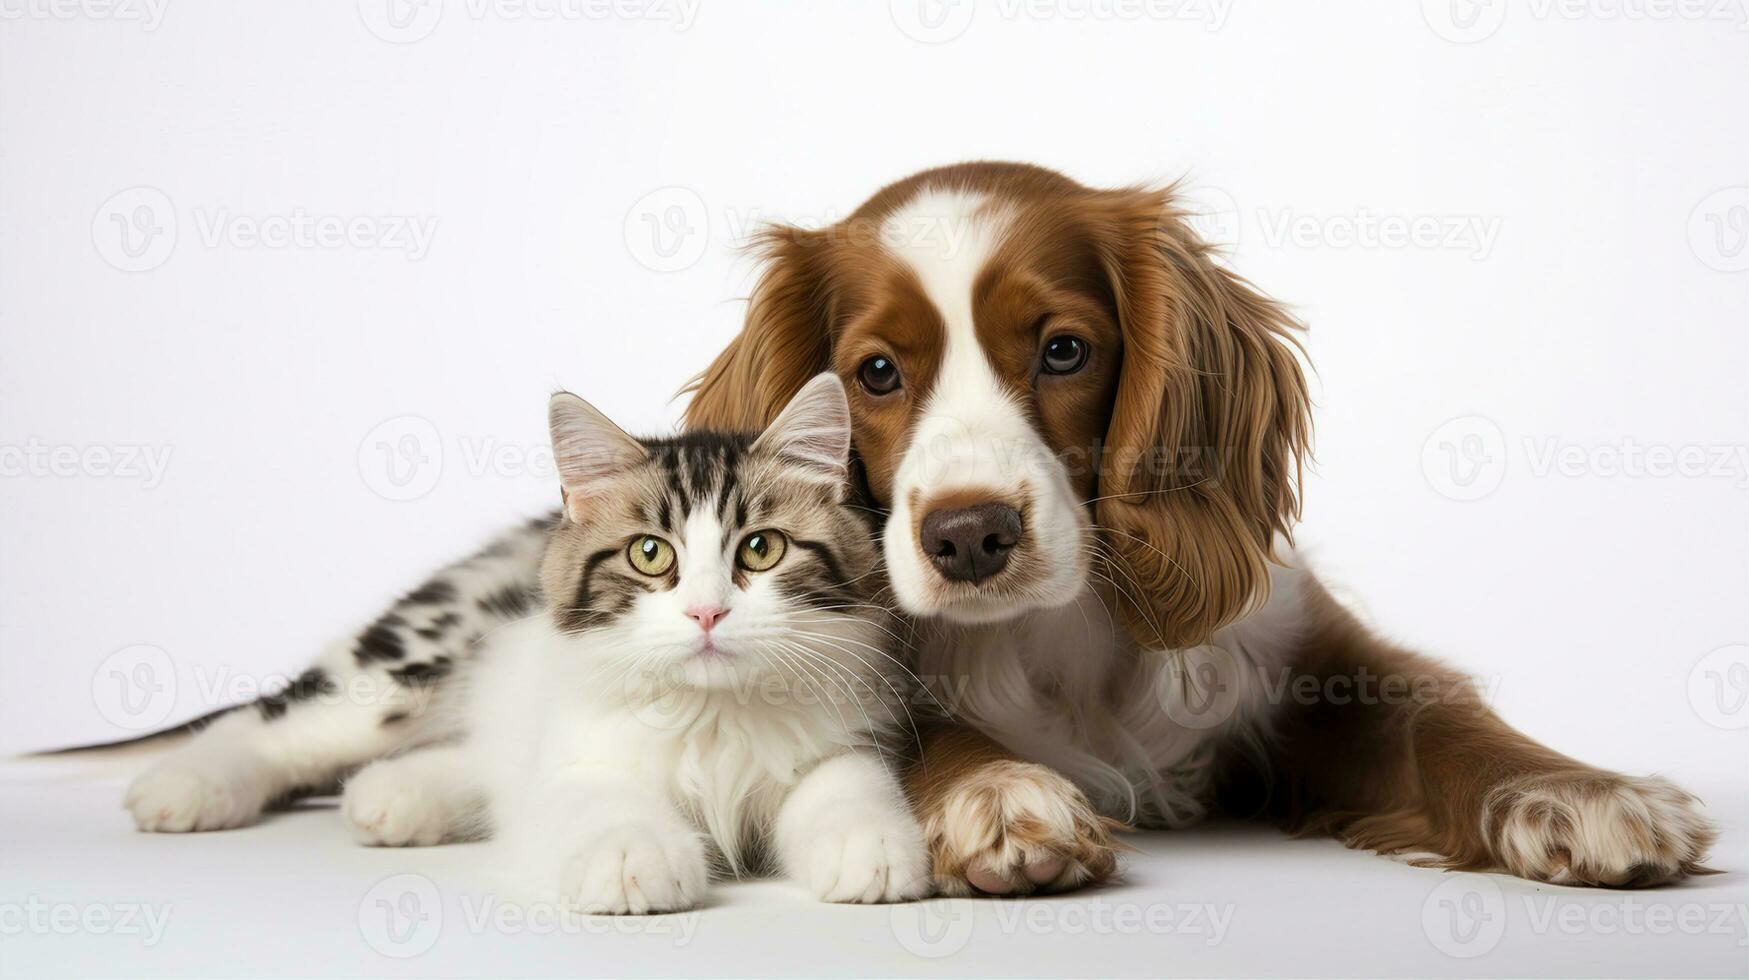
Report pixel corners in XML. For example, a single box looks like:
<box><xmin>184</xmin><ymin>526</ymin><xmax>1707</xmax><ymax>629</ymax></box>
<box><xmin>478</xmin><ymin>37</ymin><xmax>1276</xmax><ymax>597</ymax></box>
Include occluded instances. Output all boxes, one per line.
<box><xmin>634</xmin><ymin>433</ymin><xmax>767</xmax><ymax>529</ymax></box>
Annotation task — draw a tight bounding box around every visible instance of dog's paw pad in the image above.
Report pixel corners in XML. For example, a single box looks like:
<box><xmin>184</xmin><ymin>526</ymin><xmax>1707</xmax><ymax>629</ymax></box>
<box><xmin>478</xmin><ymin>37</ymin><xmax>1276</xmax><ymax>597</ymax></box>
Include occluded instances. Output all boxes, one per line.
<box><xmin>925</xmin><ymin>761</ymin><xmax>1121</xmax><ymax>896</ymax></box>
<box><xmin>1487</xmin><ymin>773</ymin><xmax>1717</xmax><ymax>887</ymax></box>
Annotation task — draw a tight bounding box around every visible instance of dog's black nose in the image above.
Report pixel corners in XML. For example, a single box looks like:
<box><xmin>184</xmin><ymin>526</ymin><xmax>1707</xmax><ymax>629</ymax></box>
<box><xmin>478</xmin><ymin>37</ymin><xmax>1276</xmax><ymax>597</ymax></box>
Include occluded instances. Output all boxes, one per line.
<box><xmin>919</xmin><ymin>502</ymin><xmax>1022</xmax><ymax>584</ymax></box>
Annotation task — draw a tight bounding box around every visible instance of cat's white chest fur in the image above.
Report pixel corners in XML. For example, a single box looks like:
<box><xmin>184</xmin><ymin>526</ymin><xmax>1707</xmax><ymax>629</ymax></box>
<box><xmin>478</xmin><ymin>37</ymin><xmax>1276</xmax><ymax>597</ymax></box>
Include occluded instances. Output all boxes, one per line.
<box><xmin>461</xmin><ymin>617</ymin><xmax>913</xmax><ymax>889</ymax></box>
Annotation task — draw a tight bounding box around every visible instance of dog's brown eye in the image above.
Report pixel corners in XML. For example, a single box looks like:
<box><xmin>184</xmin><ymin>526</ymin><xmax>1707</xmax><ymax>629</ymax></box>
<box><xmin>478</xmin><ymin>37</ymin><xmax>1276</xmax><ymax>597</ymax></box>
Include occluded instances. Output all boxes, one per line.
<box><xmin>1041</xmin><ymin>336</ymin><xmax>1088</xmax><ymax>375</ymax></box>
<box><xmin>858</xmin><ymin>355</ymin><xmax>901</xmax><ymax>395</ymax></box>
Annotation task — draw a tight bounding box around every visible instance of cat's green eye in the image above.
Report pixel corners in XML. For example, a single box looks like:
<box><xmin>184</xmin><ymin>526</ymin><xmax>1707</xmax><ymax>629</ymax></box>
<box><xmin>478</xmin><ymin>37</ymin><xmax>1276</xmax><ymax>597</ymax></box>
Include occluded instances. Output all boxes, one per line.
<box><xmin>737</xmin><ymin>530</ymin><xmax>787</xmax><ymax>572</ymax></box>
<box><xmin>627</xmin><ymin>535</ymin><xmax>675</xmax><ymax>576</ymax></box>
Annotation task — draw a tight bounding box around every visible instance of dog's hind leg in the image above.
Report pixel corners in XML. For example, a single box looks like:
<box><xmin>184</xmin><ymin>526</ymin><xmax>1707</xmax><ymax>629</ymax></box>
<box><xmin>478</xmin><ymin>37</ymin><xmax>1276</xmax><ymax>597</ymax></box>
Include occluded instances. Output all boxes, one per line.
<box><xmin>1252</xmin><ymin>574</ymin><xmax>1718</xmax><ymax>888</ymax></box>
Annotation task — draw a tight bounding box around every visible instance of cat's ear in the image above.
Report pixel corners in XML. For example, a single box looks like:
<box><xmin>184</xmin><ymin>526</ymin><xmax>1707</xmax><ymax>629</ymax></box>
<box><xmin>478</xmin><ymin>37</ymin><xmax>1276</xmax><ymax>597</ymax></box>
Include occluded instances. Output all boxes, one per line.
<box><xmin>751</xmin><ymin>372</ymin><xmax>852</xmax><ymax>488</ymax></box>
<box><xmin>548</xmin><ymin>391</ymin><xmax>648</xmax><ymax>519</ymax></box>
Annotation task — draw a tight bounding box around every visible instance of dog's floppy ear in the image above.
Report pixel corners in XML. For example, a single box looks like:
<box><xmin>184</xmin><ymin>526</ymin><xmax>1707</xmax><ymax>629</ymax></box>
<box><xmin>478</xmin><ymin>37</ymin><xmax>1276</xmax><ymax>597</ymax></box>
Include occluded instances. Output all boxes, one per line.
<box><xmin>1094</xmin><ymin>186</ymin><xmax>1311</xmax><ymax>649</ymax></box>
<box><xmin>682</xmin><ymin>225</ymin><xmax>834</xmax><ymax>431</ymax></box>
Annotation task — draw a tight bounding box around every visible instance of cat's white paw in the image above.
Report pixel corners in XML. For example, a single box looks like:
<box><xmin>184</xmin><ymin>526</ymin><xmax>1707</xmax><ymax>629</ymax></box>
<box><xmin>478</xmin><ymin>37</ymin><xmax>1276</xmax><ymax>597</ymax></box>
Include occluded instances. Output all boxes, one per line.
<box><xmin>342</xmin><ymin>765</ymin><xmax>451</xmax><ymax>846</ymax></box>
<box><xmin>801</xmin><ymin>811</ymin><xmax>932</xmax><ymax>904</ymax></box>
<box><xmin>125</xmin><ymin>762</ymin><xmax>267</xmax><ymax>832</ymax></box>
<box><xmin>556</xmin><ymin>822</ymin><xmax>709</xmax><ymax>915</ymax></box>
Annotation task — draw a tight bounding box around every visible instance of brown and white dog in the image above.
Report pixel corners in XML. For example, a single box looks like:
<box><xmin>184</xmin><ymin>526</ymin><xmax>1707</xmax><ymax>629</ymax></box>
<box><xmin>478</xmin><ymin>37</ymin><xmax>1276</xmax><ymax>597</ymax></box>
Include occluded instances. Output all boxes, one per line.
<box><xmin>682</xmin><ymin>161</ymin><xmax>1719</xmax><ymax>894</ymax></box>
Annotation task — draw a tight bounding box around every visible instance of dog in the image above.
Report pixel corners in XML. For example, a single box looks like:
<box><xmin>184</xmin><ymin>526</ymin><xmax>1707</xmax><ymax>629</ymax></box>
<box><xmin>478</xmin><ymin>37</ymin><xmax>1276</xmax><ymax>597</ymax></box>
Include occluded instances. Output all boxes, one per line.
<box><xmin>680</xmin><ymin>161</ymin><xmax>1717</xmax><ymax>893</ymax></box>
<box><xmin>121</xmin><ymin>161</ymin><xmax>1716</xmax><ymax>896</ymax></box>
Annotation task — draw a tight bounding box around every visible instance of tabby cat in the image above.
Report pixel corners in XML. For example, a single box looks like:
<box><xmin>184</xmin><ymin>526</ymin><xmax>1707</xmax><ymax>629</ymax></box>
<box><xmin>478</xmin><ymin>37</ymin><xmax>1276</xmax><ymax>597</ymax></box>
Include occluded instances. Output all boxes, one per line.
<box><xmin>128</xmin><ymin>375</ymin><xmax>929</xmax><ymax>912</ymax></box>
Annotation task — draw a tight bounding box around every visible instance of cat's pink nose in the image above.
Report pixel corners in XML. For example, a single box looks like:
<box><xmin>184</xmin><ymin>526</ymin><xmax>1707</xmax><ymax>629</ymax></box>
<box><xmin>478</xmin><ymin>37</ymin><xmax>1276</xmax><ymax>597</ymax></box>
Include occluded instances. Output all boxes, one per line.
<box><xmin>686</xmin><ymin>606</ymin><xmax>727</xmax><ymax>632</ymax></box>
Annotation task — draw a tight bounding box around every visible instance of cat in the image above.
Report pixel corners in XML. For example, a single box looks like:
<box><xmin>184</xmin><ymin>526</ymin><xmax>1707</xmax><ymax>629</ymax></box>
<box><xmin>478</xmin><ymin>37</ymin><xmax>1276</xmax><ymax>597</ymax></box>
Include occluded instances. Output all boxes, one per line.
<box><xmin>333</xmin><ymin>374</ymin><xmax>930</xmax><ymax>912</ymax></box>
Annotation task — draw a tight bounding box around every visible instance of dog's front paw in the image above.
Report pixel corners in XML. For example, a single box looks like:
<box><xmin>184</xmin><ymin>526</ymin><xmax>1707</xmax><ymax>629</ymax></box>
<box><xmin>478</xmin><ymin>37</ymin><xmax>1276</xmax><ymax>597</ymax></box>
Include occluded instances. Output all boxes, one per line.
<box><xmin>125</xmin><ymin>761</ymin><xmax>267</xmax><ymax>832</ymax></box>
<box><xmin>926</xmin><ymin>760</ymin><xmax>1122</xmax><ymax>897</ymax></box>
<box><xmin>799</xmin><ymin>810</ymin><xmax>932</xmax><ymax>904</ymax></box>
<box><xmin>556</xmin><ymin>822</ymin><xmax>709</xmax><ymax>914</ymax></box>
<box><xmin>1486</xmin><ymin>772</ymin><xmax>1717</xmax><ymax>887</ymax></box>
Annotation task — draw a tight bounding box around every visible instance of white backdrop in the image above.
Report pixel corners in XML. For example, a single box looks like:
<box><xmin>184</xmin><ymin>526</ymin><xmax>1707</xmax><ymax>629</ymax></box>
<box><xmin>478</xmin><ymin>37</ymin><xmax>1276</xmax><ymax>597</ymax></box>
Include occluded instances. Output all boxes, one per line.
<box><xmin>1</xmin><ymin>1</ymin><xmax>1745</xmax><ymax>808</ymax></box>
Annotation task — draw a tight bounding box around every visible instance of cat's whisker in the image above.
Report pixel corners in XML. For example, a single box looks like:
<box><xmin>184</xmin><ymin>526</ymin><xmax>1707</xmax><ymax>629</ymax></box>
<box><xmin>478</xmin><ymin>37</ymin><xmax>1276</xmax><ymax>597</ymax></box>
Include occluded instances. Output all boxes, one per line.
<box><xmin>788</xmin><ymin>608</ymin><xmax>916</xmax><ymax>652</ymax></box>
<box><xmin>819</xmin><ymin>565</ymin><xmax>890</xmax><ymax>591</ymax></box>
<box><xmin>753</xmin><ymin>645</ymin><xmax>846</xmax><ymax>729</ymax></box>
<box><xmin>766</xmin><ymin>639</ymin><xmax>900</xmax><ymax>778</ymax></box>
<box><xmin>760</xmin><ymin>640</ymin><xmax>886</xmax><ymax>764</ymax></box>
<box><xmin>778</xmin><ymin>629</ymin><xmax>922</xmax><ymax>737</ymax></box>
<box><xmin>781</xmin><ymin>620</ymin><xmax>943</xmax><ymax>713</ymax></box>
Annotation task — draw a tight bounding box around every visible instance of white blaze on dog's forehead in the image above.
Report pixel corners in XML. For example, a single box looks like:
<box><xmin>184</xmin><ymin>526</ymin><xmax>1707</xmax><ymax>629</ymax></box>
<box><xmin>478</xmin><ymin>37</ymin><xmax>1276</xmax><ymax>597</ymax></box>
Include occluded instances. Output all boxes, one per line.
<box><xmin>878</xmin><ymin>189</ymin><xmax>1091</xmax><ymax>622</ymax></box>
<box><xmin>884</xmin><ymin>190</ymin><xmax>1023</xmax><ymax>434</ymax></box>
<box><xmin>884</xmin><ymin>190</ymin><xmax>1039</xmax><ymax>497</ymax></box>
